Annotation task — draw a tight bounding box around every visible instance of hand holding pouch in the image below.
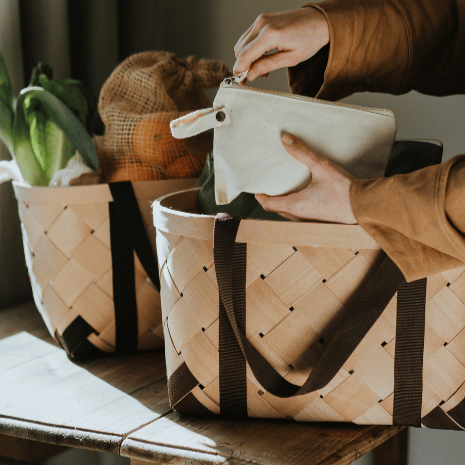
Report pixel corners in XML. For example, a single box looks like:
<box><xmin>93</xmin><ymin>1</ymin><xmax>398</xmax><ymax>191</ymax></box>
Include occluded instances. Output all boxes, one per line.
<box><xmin>171</xmin><ymin>76</ymin><xmax>397</xmax><ymax>205</ymax></box>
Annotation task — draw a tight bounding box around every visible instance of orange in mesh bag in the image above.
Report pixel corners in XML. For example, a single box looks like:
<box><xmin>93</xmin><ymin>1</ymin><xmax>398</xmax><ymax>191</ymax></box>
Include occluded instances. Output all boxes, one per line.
<box><xmin>98</xmin><ymin>51</ymin><xmax>229</xmax><ymax>182</ymax></box>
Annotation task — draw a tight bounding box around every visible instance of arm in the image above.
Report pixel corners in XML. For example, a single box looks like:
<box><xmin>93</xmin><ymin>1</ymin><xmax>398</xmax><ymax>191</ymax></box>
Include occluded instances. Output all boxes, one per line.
<box><xmin>290</xmin><ymin>0</ymin><xmax>465</xmax><ymax>100</ymax></box>
<box><xmin>257</xmin><ymin>134</ymin><xmax>465</xmax><ymax>282</ymax></box>
<box><xmin>351</xmin><ymin>157</ymin><xmax>465</xmax><ymax>281</ymax></box>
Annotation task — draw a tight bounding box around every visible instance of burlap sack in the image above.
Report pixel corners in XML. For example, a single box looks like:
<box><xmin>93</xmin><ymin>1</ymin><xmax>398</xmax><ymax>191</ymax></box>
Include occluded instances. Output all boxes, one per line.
<box><xmin>98</xmin><ymin>51</ymin><xmax>229</xmax><ymax>183</ymax></box>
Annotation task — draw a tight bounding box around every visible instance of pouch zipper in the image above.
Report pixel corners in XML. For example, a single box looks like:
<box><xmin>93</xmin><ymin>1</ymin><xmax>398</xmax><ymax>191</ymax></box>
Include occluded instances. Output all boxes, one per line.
<box><xmin>221</xmin><ymin>76</ymin><xmax>395</xmax><ymax>118</ymax></box>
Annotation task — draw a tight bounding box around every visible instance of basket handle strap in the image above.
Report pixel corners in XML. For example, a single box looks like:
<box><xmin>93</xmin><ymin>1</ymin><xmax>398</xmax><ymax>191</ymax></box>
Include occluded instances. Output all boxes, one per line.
<box><xmin>214</xmin><ymin>214</ymin><xmax>426</xmax><ymax>425</ymax></box>
<box><xmin>109</xmin><ymin>181</ymin><xmax>160</xmax><ymax>291</ymax></box>
<box><xmin>108</xmin><ymin>181</ymin><xmax>161</xmax><ymax>355</ymax></box>
<box><xmin>170</xmin><ymin>107</ymin><xmax>230</xmax><ymax>139</ymax></box>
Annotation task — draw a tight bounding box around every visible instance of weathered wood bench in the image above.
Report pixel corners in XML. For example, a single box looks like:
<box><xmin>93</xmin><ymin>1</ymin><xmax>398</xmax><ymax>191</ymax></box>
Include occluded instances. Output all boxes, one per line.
<box><xmin>0</xmin><ymin>302</ymin><xmax>406</xmax><ymax>464</ymax></box>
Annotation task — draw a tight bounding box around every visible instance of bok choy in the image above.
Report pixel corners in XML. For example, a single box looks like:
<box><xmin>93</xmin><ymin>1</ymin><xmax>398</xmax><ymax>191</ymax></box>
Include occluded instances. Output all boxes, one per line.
<box><xmin>0</xmin><ymin>52</ymin><xmax>99</xmax><ymax>186</ymax></box>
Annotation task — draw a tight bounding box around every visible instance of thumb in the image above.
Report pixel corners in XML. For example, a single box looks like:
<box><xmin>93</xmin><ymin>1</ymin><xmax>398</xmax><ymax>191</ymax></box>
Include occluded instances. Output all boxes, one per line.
<box><xmin>281</xmin><ymin>133</ymin><xmax>327</xmax><ymax>173</ymax></box>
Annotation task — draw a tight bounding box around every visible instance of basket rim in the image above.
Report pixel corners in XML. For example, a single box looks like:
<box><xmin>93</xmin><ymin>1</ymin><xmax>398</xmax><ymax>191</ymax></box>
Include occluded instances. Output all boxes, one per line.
<box><xmin>12</xmin><ymin>178</ymin><xmax>197</xmax><ymax>205</ymax></box>
<box><xmin>152</xmin><ymin>188</ymin><xmax>380</xmax><ymax>249</ymax></box>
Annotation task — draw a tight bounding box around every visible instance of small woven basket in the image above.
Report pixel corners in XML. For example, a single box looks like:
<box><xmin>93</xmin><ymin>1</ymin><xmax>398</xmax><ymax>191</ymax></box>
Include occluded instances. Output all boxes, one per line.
<box><xmin>153</xmin><ymin>188</ymin><xmax>465</xmax><ymax>430</ymax></box>
<box><xmin>14</xmin><ymin>178</ymin><xmax>196</xmax><ymax>359</ymax></box>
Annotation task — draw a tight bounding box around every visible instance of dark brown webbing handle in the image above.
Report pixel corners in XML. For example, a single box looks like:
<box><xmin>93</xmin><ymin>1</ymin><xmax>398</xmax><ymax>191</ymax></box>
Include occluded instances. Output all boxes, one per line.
<box><xmin>394</xmin><ymin>278</ymin><xmax>426</xmax><ymax>427</ymax></box>
<box><xmin>214</xmin><ymin>214</ymin><xmax>426</xmax><ymax>426</ymax></box>
<box><xmin>219</xmin><ymin>242</ymin><xmax>248</xmax><ymax>416</ymax></box>
<box><xmin>215</xmin><ymin>215</ymin><xmax>406</xmax><ymax>398</ymax></box>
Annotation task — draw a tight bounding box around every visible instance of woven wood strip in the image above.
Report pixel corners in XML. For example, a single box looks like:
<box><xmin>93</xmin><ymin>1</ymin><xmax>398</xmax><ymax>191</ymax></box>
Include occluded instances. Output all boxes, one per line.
<box><xmin>156</xmin><ymin>192</ymin><xmax>465</xmax><ymax>428</ymax></box>
<box><xmin>16</xmin><ymin>184</ymin><xmax>188</xmax><ymax>357</ymax></box>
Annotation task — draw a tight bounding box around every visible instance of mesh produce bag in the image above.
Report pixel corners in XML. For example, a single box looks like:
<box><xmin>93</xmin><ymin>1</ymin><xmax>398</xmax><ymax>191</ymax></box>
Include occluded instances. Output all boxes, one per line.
<box><xmin>98</xmin><ymin>51</ymin><xmax>229</xmax><ymax>182</ymax></box>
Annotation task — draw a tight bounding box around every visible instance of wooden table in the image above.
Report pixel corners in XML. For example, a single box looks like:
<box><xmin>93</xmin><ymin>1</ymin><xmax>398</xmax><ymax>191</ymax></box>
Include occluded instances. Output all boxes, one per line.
<box><xmin>0</xmin><ymin>302</ymin><xmax>405</xmax><ymax>465</ymax></box>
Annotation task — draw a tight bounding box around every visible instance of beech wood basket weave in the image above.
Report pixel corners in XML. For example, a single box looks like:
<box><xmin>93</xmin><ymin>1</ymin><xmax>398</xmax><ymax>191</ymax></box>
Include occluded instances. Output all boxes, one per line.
<box><xmin>13</xmin><ymin>178</ymin><xmax>195</xmax><ymax>359</ymax></box>
<box><xmin>154</xmin><ymin>188</ymin><xmax>465</xmax><ymax>430</ymax></box>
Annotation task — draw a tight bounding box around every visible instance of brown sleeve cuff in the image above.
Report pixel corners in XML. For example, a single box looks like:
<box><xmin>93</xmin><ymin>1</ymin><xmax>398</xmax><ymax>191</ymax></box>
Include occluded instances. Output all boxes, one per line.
<box><xmin>290</xmin><ymin>1</ymin><xmax>410</xmax><ymax>101</ymax></box>
<box><xmin>350</xmin><ymin>155</ymin><xmax>465</xmax><ymax>282</ymax></box>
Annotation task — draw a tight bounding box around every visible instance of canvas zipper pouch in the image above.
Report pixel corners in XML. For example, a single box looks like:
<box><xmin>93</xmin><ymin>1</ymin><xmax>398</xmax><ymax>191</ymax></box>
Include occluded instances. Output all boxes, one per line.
<box><xmin>171</xmin><ymin>74</ymin><xmax>397</xmax><ymax>205</ymax></box>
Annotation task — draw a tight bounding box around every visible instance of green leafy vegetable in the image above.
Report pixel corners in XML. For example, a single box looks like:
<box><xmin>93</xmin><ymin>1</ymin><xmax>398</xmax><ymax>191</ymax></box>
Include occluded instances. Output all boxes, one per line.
<box><xmin>28</xmin><ymin>62</ymin><xmax>53</xmax><ymax>87</ymax></box>
<box><xmin>0</xmin><ymin>53</ymin><xmax>100</xmax><ymax>186</ymax></box>
<box><xmin>29</xmin><ymin>61</ymin><xmax>104</xmax><ymax>137</ymax></box>
<box><xmin>13</xmin><ymin>87</ymin><xmax>98</xmax><ymax>185</ymax></box>
<box><xmin>37</xmin><ymin>75</ymin><xmax>88</xmax><ymax>126</ymax></box>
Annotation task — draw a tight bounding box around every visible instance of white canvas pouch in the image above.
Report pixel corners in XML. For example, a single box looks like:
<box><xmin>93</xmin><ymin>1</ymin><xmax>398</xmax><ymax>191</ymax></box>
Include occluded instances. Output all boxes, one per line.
<box><xmin>171</xmin><ymin>75</ymin><xmax>397</xmax><ymax>205</ymax></box>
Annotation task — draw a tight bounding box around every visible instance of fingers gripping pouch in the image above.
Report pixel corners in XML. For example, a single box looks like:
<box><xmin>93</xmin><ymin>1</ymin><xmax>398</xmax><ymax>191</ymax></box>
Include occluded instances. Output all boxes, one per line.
<box><xmin>170</xmin><ymin>78</ymin><xmax>397</xmax><ymax>205</ymax></box>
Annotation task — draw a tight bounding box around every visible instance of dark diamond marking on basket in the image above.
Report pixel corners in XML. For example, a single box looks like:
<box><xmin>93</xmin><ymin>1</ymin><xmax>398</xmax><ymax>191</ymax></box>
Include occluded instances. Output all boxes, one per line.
<box><xmin>322</xmin><ymin>279</ymin><xmax>327</xmax><ymax>283</ymax></box>
<box><xmin>260</xmin><ymin>274</ymin><xmax>266</xmax><ymax>280</ymax></box>
<box><xmin>201</xmin><ymin>327</ymin><xmax>205</xmax><ymax>332</ymax></box>
<box><xmin>44</xmin><ymin>231</ymin><xmax>47</xmax><ymax>235</ymax></box>
<box><xmin>203</xmin><ymin>266</ymin><xmax>208</xmax><ymax>272</ymax></box>
<box><xmin>439</xmin><ymin>400</ymin><xmax>445</xmax><ymax>406</ymax></box>
<box><xmin>180</xmin><ymin>292</ymin><xmax>183</xmax><ymax>297</ymax></box>
<box><xmin>199</xmin><ymin>384</ymin><xmax>205</xmax><ymax>390</ymax></box>
<box><xmin>289</xmin><ymin>364</ymin><xmax>294</xmax><ymax>369</ymax></box>
<box><xmin>447</xmin><ymin>282</ymin><xmax>451</xmax><ymax>287</ymax></box>
<box><xmin>90</xmin><ymin>230</ymin><xmax>95</xmax><ymax>234</ymax></box>
<box><xmin>319</xmin><ymin>338</ymin><xmax>325</xmax><ymax>344</ymax></box>
<box><xmin>60</xmin><ymin>315</ymin><xmax>99</xmax><ymax>356</ymax></box>
<box><xmin>63</xmin><ymin>205</ymin><xmax>68</xmax><ymax>210</ymax></box>
<box><xmin>381</xmin><ymin>341</ymin><xmax>387</xmax><ymax>347</ymax></box>
<box><xmin>259</xmin><ymin>332</ymin><xmax>264</xmax><ymax>338</ymax></box>
<box><xmin>354</xmin><ymin>251</ymin><xmax>359</xmax><ymax>255</ymax></box>
<box><xmin>320</xmin><ymin>395</ymin><xmax>324</xmax><ymax>399</ymax></box>
<box><xmin>378</xmin><ymin>399</ymin><xmax>383</xmax><ymax>403</ymax></box>
<box><xmin>289</xmin><ymin>307</ymin><xmax>294</xmax><ymax>312</ymax></box>
<box><xmin>292</xmin><ymin>246</ymin><xmax>298</xmax><ymax>252</ymax></box>
<box><xmin>349</xmin><ymin>370</ymin><xmax>354</xmax><ymax>375</ymax></box>
<box><xmin>444</xmin><ymin>342</ymin><xmax>448</xmax><ymax>346</ymax></box>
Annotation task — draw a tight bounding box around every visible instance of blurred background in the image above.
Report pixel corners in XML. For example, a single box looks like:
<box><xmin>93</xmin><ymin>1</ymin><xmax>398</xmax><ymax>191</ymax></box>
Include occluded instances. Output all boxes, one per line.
<box><xmin>1</xmin><ymin>1</ymin><xmax>464</xmax><ymax>464</ymax></box>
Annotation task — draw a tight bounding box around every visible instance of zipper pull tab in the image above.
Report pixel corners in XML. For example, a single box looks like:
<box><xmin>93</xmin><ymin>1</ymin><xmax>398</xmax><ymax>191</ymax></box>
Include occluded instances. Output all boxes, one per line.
<box><xmin>224</xmin><ymin>69</ymin><xmax>249</xmax><ymax>85</ymax></box>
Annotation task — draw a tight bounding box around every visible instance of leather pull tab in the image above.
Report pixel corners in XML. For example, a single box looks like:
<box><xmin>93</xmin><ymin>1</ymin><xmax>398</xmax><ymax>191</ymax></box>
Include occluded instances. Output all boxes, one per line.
<box><xmin>170</xmin><ymin>107</ymin><xmax>230</xmax><ymax>139</ymax></box>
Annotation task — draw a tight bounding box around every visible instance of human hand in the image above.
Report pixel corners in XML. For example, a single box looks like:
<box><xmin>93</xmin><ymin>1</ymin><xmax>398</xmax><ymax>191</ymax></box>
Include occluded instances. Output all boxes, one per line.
<box><xmin>233</xmin><ymin>8</ymin><xmax>329</xmax><ymax>82</ymax></box>
<box><xmin>255</xmin><ymin>134</ymin><xmax>357</xmax><ymax>224</ymax></box>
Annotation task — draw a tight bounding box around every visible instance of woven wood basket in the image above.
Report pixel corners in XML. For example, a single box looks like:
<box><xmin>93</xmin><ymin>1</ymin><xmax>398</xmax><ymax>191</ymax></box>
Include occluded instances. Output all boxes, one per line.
<box><xmin>13</xmin><ymin>178</ymin><xmax>196</xmax><ymax>359</ymax></box>
<box><xmin>153</xmin><ymin>188</ymin><xmax>465</xmax><ymax>430</ymax></box>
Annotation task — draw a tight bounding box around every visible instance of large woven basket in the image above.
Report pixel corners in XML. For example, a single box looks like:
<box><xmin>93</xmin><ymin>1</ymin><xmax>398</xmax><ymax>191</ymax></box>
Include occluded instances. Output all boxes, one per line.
<box><xmin>153</xmin><ymin>188</ymin><xmax>465</xmax><ymax>430</ymax></box>
<box><xmin>14</xmin><ymin>178</ymin><xmax>195</xmax><ymax>359</ymax></box>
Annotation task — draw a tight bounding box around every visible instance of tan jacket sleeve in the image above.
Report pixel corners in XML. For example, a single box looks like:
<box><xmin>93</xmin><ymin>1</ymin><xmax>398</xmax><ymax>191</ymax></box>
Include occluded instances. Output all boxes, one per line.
<box><xmin>287</xmin><ymin>0</ymin><xmax>465</xmax><ymax>281</ymax></box>
<box><xmin>351</xmin><ymin>157</ymin><xmax>465</xmax><ymax>282</ymax></box>
<box><xmin>289</xmin><ymin>0</ymin><xmax>465</xmax><ymax>100</ymax></box>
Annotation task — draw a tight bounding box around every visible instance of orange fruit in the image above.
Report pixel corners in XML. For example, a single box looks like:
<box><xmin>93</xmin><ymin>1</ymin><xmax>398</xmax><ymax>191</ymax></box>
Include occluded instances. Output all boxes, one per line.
<box><xmin>132</xmin><ymin>119</ymin><xmax>189</xmax><ymax>166</ymax></box>
<box><xmin>165</xmin><ymin>155</ymin><xmax>203</xmax><ymax>179</ymax></box>
<box><xmin>106</xmin><ymin>162</ymin><xmax>164</xmax><ymax>182</ymax></box>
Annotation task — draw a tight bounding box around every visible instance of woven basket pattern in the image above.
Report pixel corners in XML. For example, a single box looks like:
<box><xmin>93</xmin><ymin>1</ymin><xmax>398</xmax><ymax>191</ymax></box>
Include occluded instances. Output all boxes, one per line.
<box><xmin>158</xmin><ymin>228</ymin><xmax>465</xmax><ymax>425</ymax></box>
<box><xmin>18</xmin><ymin>195</ymin><xmax>163</xmax><ymax>355</ymax></box>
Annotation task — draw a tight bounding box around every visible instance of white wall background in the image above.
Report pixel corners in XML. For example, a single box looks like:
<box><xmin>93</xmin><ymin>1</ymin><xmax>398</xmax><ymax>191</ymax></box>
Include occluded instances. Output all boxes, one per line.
<box><xmin>155</xmin><ymin>2</ymin><xmax>465</xmax><ymax>465</ymax></box>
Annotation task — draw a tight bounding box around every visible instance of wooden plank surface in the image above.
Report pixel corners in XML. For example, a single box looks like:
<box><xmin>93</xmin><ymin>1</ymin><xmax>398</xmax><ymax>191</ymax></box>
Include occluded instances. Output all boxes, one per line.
<box><xmin>0</xmin><ymin>302</ymin><xmax>170</xmax><ymax>453</ymax></box>
<box><xmin>0</xmin><ymin>302</ymin><xmax>403</xmax><ymax>464</ymax></box>
<box><xmin>0</xmin><ymin>435</ymin><xmax>65</xmax><ymax>463</ymax></box>
<box><xmin>122</xmin><ymin>411</ymin><xmax>403</xmax><ymax>465</ymax></box>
